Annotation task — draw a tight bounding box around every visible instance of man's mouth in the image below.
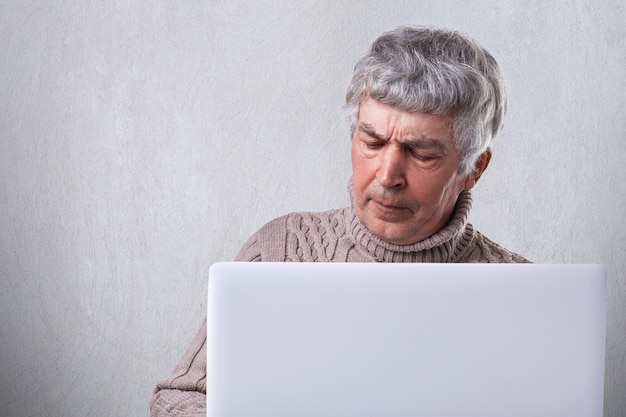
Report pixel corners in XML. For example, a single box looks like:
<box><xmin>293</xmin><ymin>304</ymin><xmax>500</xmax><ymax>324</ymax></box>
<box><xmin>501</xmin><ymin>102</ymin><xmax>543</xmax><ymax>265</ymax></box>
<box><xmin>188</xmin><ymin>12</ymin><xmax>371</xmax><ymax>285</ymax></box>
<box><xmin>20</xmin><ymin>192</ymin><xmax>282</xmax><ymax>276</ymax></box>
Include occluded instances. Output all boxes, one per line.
<box><xmin>371</xmin><ymin>198</ymin><xmax>408</xmax><ymax>214</ymax></box>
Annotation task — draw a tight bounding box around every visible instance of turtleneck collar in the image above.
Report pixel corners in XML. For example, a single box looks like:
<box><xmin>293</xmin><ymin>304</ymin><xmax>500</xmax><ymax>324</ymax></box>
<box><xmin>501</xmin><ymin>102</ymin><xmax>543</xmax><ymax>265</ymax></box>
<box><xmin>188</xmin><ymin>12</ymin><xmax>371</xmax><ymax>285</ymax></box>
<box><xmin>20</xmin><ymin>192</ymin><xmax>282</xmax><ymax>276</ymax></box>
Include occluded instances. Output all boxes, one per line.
<box><xmin>346</xmin><ymin>184</ymin><xmax>475</xmax><ymax>262</ymax></box>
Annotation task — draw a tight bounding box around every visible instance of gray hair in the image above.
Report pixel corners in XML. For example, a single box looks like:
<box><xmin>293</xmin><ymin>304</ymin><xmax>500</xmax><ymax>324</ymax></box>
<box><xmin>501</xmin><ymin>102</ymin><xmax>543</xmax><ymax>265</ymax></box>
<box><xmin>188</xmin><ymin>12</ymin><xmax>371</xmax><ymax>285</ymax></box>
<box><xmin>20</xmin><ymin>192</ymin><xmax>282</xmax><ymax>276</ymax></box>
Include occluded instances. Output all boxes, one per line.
<box><xmin>346</xmin><ymin>26</ymin><xmax>507</xmax><ymax>176</ymax></box>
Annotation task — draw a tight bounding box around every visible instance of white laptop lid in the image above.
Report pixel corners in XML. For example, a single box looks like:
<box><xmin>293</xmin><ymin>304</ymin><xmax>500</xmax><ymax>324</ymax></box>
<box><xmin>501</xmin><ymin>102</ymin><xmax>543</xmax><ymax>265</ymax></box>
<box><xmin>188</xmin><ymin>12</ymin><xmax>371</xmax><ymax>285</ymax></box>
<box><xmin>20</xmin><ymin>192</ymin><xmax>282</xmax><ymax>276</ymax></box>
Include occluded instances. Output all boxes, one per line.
<box><xmin>207</xmin><ymin>262</ymin><xmax>606</xmax><ymax>417</ymax></box>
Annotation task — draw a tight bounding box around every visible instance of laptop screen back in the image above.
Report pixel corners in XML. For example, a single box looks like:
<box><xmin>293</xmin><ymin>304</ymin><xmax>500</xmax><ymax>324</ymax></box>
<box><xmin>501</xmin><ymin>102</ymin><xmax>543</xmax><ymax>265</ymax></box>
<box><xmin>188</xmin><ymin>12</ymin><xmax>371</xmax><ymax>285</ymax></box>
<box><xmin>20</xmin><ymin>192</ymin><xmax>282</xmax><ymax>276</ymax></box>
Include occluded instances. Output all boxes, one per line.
<box><xmin>207</xmin><ymin>262</ymin><xmax>606</xmax><ymax>417</ymax></box>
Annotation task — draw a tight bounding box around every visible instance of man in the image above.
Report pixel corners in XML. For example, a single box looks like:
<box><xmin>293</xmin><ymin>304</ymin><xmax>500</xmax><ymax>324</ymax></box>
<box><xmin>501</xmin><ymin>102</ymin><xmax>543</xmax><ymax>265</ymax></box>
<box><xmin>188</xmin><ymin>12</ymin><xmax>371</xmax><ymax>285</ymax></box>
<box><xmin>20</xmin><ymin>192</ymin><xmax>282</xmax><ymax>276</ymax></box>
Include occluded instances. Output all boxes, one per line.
<box><xmin>150</xmin><ymin>25</ymin><xmax>528</xmax><ymax>416</ymax></box>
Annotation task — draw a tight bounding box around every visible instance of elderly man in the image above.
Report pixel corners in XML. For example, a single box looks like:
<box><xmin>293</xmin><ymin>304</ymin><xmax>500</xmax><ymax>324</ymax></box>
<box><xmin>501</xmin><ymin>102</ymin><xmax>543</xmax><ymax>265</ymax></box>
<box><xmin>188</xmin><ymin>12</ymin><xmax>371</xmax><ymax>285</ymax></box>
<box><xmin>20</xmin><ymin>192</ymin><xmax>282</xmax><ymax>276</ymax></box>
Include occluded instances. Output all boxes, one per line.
<box><xmin>150</xmin><ymin>25</ymin><xmax>528</xmax><ymax>415</ymax></box>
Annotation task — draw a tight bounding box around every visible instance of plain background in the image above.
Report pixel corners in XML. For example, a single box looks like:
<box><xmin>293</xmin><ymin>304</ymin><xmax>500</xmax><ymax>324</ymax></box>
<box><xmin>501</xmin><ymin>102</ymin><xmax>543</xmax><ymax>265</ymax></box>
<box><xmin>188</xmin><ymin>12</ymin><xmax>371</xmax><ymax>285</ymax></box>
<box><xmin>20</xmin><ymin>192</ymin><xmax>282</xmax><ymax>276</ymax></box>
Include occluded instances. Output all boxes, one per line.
<box><xmin>1</xmin><ymin>1</ymin><xmax>624</xmax><ymax>416</ymax></box>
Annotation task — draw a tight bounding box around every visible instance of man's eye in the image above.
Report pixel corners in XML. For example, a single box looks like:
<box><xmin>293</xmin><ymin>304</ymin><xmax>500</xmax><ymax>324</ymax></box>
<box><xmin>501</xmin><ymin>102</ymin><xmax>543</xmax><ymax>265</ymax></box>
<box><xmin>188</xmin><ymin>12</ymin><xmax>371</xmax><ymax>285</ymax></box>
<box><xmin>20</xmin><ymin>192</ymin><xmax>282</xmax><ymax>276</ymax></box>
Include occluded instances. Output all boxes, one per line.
<box><xmin>364</xmin><ymin>140</ymin><xmax>384</xmax><ymax>149</ymax></box>
<box><xmin>411</xmin><ymin>150</ymin><xmax>437</xmax><ymax>161</ymax></box>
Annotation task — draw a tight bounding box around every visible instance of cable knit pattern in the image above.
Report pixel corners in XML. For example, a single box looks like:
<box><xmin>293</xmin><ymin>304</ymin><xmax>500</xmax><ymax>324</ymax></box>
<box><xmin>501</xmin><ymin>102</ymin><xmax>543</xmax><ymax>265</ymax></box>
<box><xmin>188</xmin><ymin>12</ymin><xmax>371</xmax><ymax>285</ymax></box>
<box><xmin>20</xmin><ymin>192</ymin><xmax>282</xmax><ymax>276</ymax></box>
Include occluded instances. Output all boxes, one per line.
<box><xmin>286</xmin><ymin>211</ymin><xmax>344</xmax><ymax>261</ymax></box>
<box><xmin>150</xmin><ymin>190</ymin><xmax>528</xmax><ymax>416</ymax></box>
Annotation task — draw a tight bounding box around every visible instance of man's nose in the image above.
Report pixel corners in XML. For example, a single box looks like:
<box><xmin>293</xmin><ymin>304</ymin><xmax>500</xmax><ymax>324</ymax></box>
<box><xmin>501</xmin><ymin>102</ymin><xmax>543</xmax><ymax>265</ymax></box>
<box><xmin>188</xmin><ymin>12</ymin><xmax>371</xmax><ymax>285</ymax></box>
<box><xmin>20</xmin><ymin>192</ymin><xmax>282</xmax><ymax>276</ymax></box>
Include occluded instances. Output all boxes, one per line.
<box><xmin>375</xmin><ymin>146</ymin><xmax>406</xmax><ymax>188</ymax></box>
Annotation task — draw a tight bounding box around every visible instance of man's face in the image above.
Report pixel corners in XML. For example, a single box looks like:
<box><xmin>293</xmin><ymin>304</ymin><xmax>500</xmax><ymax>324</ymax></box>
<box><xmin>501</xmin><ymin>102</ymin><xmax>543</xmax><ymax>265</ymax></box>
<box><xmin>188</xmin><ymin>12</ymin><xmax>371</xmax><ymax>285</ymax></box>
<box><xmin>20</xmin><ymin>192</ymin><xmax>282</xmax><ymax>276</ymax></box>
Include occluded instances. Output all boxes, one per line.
<box><xmin>351</xmin><ymin>97</ymin><xmax>485</xmax><ymax>245</ymax></box>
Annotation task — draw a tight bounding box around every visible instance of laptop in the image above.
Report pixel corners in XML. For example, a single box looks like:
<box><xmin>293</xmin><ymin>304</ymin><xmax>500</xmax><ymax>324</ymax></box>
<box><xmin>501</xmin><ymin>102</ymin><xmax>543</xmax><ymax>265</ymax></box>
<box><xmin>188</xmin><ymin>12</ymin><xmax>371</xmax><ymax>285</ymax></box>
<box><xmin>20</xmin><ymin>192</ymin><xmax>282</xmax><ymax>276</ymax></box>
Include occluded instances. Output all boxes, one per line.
<box><xmin>206</xmin><ymin>262</ymin><xmax>606</xmax><ymax>417</ymax></box>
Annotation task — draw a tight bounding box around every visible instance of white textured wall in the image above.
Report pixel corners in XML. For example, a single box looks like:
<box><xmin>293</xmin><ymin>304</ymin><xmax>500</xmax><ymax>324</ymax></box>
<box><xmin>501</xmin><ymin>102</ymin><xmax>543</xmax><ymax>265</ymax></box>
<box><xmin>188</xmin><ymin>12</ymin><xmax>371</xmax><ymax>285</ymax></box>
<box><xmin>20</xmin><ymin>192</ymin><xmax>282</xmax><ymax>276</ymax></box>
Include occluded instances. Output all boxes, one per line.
<box><xmin>1</xmin><ymin>1</ymin><xmax>624</xmax><ymax>416</ymax></box>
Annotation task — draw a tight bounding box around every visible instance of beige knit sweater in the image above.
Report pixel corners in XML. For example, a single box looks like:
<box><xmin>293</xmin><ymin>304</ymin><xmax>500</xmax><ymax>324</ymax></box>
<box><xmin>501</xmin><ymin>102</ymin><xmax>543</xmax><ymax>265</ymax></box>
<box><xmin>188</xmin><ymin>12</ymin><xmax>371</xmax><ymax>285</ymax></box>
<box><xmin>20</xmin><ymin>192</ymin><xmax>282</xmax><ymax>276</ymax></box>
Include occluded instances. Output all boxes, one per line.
<box><xmin>149</xmin><ymin>190</ymin><xmax>528</xmax><ymax>416</ymax></box>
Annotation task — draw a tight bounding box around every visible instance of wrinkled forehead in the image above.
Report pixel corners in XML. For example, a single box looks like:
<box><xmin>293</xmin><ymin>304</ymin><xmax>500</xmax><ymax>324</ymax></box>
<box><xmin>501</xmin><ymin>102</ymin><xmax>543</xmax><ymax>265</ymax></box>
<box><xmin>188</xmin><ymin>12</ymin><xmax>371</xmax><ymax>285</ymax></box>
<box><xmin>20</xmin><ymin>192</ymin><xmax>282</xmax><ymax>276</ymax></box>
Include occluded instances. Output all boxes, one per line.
<box><xmin>355</xmin><ymin>97</ymin><xmax>457</xmax><ymax>148</ymax></box>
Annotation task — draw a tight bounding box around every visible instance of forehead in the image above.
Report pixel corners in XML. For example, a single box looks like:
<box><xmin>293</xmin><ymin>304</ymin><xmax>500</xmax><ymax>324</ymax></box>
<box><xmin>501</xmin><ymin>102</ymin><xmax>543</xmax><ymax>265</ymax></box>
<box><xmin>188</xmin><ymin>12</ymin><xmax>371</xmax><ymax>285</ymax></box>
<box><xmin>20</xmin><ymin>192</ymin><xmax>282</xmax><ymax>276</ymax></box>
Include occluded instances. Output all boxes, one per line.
<box><xmin>357</xmin><ymin>97</ymin><xmax>454</xmax><ymax>145</ymax></box>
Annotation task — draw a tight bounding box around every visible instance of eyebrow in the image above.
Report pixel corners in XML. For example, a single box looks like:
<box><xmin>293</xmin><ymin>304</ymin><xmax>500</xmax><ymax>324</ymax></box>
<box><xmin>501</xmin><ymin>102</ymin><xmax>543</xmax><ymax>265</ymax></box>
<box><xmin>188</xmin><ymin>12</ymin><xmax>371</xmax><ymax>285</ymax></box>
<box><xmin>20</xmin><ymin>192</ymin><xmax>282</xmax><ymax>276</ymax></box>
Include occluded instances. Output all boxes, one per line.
<box><xmin>357</xmin><ymin>123</ymin><xmax>447</xmax><ymax>150</ymax></box>
<box><xmin>358</xmin><ymin>123</ymin><xmax>387</xmax><ymax>141</ymax></box>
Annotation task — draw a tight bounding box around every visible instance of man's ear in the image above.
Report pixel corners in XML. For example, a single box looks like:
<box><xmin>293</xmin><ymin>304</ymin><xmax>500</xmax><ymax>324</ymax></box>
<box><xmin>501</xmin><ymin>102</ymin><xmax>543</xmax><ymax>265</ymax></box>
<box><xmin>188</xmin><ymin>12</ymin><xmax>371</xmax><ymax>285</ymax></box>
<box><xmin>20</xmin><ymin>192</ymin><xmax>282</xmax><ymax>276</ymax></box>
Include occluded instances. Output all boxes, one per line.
<box><xmin>463</xmin><ymin>148</ymin><xmax>492</xmax><ymax>190</ymax></box>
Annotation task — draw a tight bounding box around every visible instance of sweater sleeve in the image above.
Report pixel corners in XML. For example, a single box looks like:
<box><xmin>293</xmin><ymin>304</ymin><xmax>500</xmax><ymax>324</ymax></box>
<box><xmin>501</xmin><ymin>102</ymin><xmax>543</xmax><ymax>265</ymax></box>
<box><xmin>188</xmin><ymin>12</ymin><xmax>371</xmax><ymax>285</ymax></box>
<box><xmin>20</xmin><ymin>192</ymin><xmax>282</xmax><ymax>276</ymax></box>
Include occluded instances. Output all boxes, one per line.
<box><xmin>150</xmin><ymin>320</ymin><xmax>208</xmax><ymax>416</ymax></box>
<box><xmin>149</xmin><ymin>231</ymin><xmax>266</xmax><ymax>416</ymax></box>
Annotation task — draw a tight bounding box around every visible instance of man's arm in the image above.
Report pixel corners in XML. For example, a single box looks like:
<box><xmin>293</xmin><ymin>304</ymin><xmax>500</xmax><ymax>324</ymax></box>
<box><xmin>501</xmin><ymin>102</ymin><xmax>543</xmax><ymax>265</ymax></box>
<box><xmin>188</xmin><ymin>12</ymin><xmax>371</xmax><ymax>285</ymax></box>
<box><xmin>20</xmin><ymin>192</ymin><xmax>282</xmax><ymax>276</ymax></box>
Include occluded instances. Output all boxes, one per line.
<box><xmin>149</xmin><ymin>232</ymin><xmax>264</xmax><ymax>416</ymax></box>
<box><xmin>150</xmin><ymin>320</ymin><xmax>208</xmax><ymax>416</ymax></box>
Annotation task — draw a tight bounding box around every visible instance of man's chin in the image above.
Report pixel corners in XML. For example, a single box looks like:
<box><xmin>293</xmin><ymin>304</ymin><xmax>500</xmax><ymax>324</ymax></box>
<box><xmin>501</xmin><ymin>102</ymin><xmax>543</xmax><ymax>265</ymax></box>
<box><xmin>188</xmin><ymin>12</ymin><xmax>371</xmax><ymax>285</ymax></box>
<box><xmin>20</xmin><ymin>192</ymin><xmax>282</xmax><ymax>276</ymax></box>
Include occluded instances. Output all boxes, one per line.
<box><xmin>367</xmin><ymin>221</ymin><xmax>416</xmax><ymax>246</ymax></box>
<box><xmin>357</xmin><ymin>205</ymin><xmax>421</xmax><ymax>245</ymax></box>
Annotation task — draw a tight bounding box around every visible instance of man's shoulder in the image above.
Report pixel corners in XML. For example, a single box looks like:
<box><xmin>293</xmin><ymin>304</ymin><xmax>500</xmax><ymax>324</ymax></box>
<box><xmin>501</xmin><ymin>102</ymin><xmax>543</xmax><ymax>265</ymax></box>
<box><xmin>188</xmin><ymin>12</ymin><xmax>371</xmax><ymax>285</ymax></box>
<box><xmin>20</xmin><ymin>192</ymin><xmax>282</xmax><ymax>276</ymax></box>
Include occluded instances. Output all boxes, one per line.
<box><xmin>461</xmin><ymin>226</ymin><xmax>530</xmax><ymax>263</ymax></box>
<box><xmin>258</xmin><ymin>207</ymin><xmax>348</xmax><ymax>233</ymax></box>
<box><xmin>235</xmin><ymin>207</ymin><xmax>349</xmax><ymax>262</ymax></box>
